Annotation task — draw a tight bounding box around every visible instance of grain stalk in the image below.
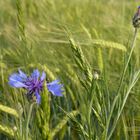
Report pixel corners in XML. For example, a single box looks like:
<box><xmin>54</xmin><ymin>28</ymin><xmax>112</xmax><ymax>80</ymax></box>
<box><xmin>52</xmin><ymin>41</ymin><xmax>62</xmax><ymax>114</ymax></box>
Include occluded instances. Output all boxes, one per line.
<box><xmin>105</xmin><ymin>28</ymin><xmax>138</xmax><ymax>140</ymax></box>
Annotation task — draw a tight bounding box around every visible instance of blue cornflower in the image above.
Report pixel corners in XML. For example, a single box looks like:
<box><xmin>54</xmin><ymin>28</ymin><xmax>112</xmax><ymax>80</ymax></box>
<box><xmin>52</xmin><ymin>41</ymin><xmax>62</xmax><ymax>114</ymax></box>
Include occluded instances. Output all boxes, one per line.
<box><xmin>9</xmin><ymin>69</ymin><xmax>63</xmax><ymax>104</ymax></box>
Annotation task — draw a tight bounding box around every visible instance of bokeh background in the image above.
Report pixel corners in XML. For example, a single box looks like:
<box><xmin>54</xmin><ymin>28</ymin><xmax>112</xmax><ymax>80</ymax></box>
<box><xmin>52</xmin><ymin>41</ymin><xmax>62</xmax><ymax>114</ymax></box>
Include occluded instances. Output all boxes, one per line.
<box><xmin>0</xmin><ymin>0</ymin><xmax>140</xmax><ymax>139</ymax></box>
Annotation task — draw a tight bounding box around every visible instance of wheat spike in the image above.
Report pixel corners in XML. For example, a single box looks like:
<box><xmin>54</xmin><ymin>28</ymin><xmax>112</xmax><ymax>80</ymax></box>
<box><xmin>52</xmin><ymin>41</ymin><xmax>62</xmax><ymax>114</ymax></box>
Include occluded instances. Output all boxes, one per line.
<box><xmin>0</xmin><ymin>124</ymin><xmax>15</xmax><ymax>137</ymax></box>
<box><xmin>0</xmin><ymin>104</ymin><xmax>19</xmax><ymax>118</ymax></box>
<box><xmin>92</xmin><ymin>39</ymin><xmax>127</xmax><ymax>52</ymax></box>
<box><xmin>69</xmin><ymin>37</ymin><xmax>93</xmax><ymax>82</ymax></box>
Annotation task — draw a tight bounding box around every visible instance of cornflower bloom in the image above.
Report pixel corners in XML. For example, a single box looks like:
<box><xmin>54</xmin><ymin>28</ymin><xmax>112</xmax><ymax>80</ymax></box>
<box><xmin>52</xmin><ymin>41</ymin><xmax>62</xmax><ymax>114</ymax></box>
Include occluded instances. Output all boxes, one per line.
<box><xmin>9</xmin><ymin>69</ymin><xmax>63</xmax><ymax>104</ymax></box>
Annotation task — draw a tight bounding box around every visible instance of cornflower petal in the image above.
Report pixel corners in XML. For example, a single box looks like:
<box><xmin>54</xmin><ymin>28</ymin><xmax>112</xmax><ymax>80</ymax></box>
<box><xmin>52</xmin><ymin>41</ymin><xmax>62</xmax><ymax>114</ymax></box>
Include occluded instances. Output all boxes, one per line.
<box><xmin>9</xmin><ymin>73</ymin><xmax>23</xmax><ymax>82</ymax></box>
<box><xmin>18</xmin><ymin>69</ymin><xmax>27</xmax><ymax>79</ymax></box>
<box><xmin>9</xmin><ymin>81</ymin><xmax>27</xmax><ymax>88</ymax></box>
<box><xmin>35</xmin><ymin>90</ymin><xmax>41</xmax><ymax>104</ymax></box>
<box><xmin>47</xmin><ymin>79</ymin><xmax>60</xmax><ymax>85</ymax></box>
<box><xmin>9</xmin><ymin>73</ymin><xmax>27</xmax><ymax>88</ymax></box>
<box><xmin>41</xmin><ymin>71</ymin><xmax>46</xmax><ymax>81</ymax></box>
<box><xmin>47</xmin><ymin>79</ymin><xmax>63</xmax><ymax>96</ymax></box>
<box><xmin>31</xmin><ymin>69</ymin><xmax>40</xmax><ymax>80</ymax></box>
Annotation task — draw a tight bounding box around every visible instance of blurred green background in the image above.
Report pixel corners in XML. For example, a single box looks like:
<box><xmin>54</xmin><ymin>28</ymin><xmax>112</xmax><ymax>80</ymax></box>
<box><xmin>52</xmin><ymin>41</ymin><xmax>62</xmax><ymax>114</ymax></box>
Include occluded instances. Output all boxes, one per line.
<box><xmin>0</xmin><ymin>0</ymin><xmax>140</xmax><ymax>139</ymax></box>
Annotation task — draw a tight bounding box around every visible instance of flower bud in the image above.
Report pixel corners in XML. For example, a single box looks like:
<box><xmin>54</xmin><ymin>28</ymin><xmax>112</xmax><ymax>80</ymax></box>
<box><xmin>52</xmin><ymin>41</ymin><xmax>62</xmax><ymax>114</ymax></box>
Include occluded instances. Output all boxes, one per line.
<box><xmin>133</xmin><ymin>6</ymin><xmax>140</xmax><ymax>28</ymax></box>
<box><xmin>93</xmin><ymin>71</ymin><xmax>99</xmax><ymax>80</ymax></box>
<box><xmin>13</xmin><ymin>126</ymin><xmax>17</xmax><ymax>132</ymax></box>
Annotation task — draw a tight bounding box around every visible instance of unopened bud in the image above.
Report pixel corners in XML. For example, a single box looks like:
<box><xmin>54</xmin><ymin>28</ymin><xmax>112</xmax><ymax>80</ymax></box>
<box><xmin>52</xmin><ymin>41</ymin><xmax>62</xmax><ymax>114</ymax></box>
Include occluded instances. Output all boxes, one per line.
<box><xmin>132</xmin><ymin>6</ymin><xmax>140</xmax><ymax>28</ymax></box>
<box><xmin>93</xmin><ymin>71</ymin><xmax>99</xmax><ymax>80</ymax></box>
<box><xmin>13</xmin><ymin>126</ymin><xmax>17</xmax><ymax>132</ymax></box>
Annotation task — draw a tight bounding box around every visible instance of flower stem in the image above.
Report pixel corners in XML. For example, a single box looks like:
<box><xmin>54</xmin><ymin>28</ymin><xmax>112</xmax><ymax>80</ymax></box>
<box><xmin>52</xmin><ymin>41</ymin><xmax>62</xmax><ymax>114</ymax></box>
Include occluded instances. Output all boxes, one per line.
<box><xmin>26</xmin><ymin>102</ymin><xmax>35</xmax><ymax>140</ymax></box>
<box><xmin>105</xmin><ymin>28</ymin><xmax>138</xmax><ymax>140</ymax></box>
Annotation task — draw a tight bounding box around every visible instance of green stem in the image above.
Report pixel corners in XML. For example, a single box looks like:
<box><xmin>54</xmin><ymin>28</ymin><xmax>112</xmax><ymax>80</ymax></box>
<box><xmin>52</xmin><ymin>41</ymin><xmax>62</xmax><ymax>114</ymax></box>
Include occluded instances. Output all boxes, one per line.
<box><xmin>108</xmin><ymin>70</ymin><xmax>140</xmax><ymax>139</ymax></box>
<box><xmin>26</xmin><ymin>103</ymin><xmax>35</xmax><ymax>140</ymax></box>
<box><xmin>105</xmin><ymin>28</ymin><xmax>138</xmax><ymax>140</ymax></box>
<box><xmin>87</xmin><ymin>79</ymin><xmax>96</xmax><ymax>140</ymax></box>
<box><xmin>19</xmin><ymin>117</ymin><xmax>22</xmax><ymax>139</ymax></box>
